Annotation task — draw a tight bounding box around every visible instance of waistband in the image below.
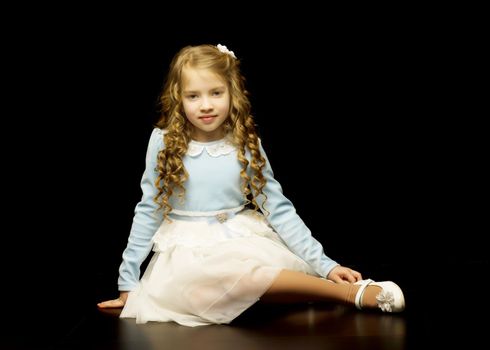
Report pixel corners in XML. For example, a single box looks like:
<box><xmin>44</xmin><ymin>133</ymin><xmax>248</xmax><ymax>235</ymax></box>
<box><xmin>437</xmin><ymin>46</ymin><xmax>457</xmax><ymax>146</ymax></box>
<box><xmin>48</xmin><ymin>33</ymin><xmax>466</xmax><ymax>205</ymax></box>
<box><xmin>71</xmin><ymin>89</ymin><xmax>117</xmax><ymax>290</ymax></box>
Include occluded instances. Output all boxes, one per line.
<box><xmin>169</xmin><ymin>205</ymin><xmax>245</xmax><ymax>223</ymax></box>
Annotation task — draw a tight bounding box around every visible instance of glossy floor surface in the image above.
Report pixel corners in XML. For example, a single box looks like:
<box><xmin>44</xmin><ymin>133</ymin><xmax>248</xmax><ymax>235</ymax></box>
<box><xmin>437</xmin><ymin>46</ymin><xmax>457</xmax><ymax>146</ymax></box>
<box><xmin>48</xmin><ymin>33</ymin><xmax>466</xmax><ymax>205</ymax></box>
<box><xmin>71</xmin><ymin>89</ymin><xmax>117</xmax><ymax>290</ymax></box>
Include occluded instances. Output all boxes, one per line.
<box><xmin>63</xmin><ymin>304</ymin><xmax>410</xmax><ymax>350</ymax></box>
<box><xmin>6</xmin><ymin>262</ymin><xmax>487</xmax><ymax>350</ymax></box>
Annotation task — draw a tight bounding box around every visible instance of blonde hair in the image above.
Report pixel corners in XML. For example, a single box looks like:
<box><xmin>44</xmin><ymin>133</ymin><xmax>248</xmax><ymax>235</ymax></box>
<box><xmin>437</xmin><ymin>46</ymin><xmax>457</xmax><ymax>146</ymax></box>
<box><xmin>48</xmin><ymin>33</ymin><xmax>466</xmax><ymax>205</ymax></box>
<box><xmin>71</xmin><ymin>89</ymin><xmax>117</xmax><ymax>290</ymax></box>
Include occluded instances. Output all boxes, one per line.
<box><xmin>155</xmin><ymin>44</ymin><xmax>267</xmax><ymax>220</ymax></box>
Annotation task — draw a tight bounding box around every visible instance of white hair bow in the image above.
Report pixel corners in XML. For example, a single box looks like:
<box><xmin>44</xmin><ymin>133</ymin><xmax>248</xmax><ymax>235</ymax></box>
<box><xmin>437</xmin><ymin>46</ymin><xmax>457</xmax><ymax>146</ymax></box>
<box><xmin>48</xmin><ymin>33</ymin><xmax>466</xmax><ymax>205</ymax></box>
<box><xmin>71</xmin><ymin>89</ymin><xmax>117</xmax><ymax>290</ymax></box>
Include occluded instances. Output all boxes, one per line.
<box><xmin>216</xmin><ymin>44</ymin><xmax>236</xmax><ymax>59</ymax></box>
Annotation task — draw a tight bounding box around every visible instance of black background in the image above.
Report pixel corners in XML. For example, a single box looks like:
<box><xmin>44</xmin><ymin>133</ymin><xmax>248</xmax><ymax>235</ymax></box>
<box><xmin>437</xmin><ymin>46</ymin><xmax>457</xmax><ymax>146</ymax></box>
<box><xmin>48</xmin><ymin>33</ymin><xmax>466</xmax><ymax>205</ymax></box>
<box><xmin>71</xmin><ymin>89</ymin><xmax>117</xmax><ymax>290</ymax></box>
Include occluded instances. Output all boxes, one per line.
<box><xmin>4</xmin><ymin>5</ymin><xmax>487</xmax><ymax>346</ymax></box>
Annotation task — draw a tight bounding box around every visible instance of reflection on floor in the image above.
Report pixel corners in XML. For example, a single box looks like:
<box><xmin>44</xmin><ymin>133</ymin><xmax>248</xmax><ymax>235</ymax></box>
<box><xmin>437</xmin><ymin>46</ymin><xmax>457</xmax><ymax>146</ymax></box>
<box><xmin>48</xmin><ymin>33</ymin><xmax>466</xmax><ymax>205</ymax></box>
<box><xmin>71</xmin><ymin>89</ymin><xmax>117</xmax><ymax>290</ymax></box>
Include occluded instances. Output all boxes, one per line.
<box><xmin>57</xmin><ymin>303</ymin><xmax>412</xmax><ymax>350</ymax></box>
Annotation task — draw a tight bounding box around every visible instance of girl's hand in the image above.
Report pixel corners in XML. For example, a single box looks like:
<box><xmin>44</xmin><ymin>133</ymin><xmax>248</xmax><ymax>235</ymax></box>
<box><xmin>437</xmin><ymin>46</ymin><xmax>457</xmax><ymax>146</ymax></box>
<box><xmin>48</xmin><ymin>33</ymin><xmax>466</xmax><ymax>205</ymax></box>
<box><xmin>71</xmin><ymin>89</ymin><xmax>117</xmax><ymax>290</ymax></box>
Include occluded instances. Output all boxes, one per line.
<box><xmin>97</xmin><ymin>291</ymin><xmax>129</xmax><ymax>309</ymax></box>
<box><xmin>327</xmin><ymin>265</ymin><xmax>362</xmax><ymax>284</ymax></box>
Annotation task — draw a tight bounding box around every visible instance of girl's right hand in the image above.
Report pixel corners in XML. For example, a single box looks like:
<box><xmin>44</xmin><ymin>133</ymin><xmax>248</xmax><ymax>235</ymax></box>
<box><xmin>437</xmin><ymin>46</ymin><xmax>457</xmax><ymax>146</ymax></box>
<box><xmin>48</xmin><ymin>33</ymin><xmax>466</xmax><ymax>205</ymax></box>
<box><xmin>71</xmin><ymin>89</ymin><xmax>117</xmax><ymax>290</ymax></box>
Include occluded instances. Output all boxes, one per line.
<box><xmin>97</xmin><ymin>291</ymin><xmax>129</xmax><ymax>309</ymax></box>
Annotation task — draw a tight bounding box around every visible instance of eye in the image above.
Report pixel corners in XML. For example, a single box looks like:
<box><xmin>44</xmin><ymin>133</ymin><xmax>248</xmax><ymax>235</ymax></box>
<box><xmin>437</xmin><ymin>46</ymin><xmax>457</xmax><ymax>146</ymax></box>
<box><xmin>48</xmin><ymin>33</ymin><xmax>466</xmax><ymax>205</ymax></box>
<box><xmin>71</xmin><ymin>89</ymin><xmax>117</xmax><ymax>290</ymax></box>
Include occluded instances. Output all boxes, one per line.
<box><xmin>212</xmin><ymin>91</ymin><xmax>223</xmax><ymax>96</ymax></box>
<box><xmin>186</xmin><ymin>94</ymin><xmax>198</xmax><ymax>100</ymax></box>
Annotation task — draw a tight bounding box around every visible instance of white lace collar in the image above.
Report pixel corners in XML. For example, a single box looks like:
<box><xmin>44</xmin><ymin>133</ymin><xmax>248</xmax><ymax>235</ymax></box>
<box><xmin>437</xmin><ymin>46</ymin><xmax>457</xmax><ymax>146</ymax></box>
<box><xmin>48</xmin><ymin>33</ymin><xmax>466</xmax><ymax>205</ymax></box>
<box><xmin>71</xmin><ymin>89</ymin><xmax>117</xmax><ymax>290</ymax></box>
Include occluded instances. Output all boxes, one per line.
<box><xmin>187</xmin><ymin>136</ymin><xmax>236</xmax><ymax>157</ymax></box>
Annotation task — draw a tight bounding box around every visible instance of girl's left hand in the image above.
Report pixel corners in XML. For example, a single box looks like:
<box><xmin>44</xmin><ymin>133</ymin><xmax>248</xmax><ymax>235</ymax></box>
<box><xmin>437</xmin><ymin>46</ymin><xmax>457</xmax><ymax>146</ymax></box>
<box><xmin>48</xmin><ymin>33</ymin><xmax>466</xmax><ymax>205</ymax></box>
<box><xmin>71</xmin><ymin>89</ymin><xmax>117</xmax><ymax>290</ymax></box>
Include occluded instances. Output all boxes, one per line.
<box><xmin>327</xmin><ymin>265</ymin><xmax>362</xmax><ymax>284</ymax></box>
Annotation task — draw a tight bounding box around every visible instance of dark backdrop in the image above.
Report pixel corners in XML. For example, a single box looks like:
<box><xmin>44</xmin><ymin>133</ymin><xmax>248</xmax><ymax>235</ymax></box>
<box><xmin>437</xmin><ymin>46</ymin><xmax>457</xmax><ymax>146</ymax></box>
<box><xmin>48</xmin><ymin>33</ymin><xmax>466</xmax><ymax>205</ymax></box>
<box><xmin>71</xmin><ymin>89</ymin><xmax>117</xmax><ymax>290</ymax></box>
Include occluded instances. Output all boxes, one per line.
<box><xmin>5</xmin><ymin>8</ymin><xmax>486</xmax><ymax>346</ymax></box>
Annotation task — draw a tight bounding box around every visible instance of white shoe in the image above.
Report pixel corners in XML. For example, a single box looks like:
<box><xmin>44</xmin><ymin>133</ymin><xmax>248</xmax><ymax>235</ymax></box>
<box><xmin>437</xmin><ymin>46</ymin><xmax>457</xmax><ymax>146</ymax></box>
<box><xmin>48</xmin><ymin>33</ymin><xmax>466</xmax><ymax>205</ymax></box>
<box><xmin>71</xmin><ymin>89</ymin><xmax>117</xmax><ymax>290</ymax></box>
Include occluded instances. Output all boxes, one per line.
<box><xmin>354</xmin><ymin>279</ymin><xmax>405</xmax><ymax>312</ymax></box>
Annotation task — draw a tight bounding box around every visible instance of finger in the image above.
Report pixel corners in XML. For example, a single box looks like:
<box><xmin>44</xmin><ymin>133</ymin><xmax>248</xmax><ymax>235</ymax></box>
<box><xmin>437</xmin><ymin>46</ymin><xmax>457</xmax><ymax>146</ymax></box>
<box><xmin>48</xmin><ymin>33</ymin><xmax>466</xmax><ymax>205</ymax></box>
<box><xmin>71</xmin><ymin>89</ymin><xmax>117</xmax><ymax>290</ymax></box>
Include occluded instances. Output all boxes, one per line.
<box><xmin>97</xmin><ymin>301</ymin><xmax>112</xmax><ymax>309</ymax></box>
<box><xmin>345</xmin><ymin>273</ymin><xmax>357</xmax><ymax>283</ymax></box>
<box><xmin>351</xmin><ymin>271</ymin><xmax>362</xmax><ymax>281</ymax></box>
<box><xmin>97</xmin><ymin>299</ymin><xmax>124</xmax><ymax>309</ymax></box>
<box><xmin>330</xmin><ymin>275</ymin><xmax>345</xmax><ymax>284</ymax></box>
<box><xmin>338</xmin><ymin>276</ymin><xmax>350</xmax><ymax>284</ymax></box>
<box><xmin>99</xmin><ymin>300</ymin><xmax>124</xmax><ymax>309</ymax></box>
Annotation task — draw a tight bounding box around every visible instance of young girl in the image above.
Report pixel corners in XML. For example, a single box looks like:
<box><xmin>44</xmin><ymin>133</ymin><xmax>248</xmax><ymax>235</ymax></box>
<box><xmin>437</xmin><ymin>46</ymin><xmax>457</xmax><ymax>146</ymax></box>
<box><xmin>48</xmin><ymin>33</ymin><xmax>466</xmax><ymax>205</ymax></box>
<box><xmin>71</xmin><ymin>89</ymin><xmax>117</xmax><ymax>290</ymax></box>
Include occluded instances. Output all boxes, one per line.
<box><xmin>97</xmin><ymin>44</ymin><xmax>405</xmax><ymax>326</ymax></box>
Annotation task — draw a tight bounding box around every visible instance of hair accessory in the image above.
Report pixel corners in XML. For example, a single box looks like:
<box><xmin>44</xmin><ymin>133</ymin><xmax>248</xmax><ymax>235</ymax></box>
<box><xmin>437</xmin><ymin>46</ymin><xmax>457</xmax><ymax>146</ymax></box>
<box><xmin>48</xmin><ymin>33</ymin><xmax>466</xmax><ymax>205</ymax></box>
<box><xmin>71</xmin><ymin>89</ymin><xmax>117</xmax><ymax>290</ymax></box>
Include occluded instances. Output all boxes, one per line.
<box><xmin>216</xmin><ymin>44</ymin><xmax>237</xmax><ymax>59</ymax></box>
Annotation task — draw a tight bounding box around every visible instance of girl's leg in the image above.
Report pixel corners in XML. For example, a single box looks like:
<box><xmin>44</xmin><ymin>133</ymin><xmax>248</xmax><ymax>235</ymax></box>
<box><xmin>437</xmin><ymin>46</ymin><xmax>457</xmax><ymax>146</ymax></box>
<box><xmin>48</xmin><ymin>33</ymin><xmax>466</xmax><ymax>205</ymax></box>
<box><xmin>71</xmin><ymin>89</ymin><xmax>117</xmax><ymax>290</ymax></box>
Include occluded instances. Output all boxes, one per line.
<box><xmin>260</xmin><ymin>269</ymin><xmax>381</xmax><ymax>308</ymax></box>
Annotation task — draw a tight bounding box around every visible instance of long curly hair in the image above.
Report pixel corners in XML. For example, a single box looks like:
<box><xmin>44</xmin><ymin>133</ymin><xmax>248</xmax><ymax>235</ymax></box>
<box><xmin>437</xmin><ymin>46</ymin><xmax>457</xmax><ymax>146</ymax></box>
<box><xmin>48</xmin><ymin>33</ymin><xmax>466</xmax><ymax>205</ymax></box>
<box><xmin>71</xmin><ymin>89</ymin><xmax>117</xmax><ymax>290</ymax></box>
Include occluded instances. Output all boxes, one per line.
<box><xmin>155</xmin><ymin>44</ymin><xmax>267</xmax><ymax>220</ymax></box>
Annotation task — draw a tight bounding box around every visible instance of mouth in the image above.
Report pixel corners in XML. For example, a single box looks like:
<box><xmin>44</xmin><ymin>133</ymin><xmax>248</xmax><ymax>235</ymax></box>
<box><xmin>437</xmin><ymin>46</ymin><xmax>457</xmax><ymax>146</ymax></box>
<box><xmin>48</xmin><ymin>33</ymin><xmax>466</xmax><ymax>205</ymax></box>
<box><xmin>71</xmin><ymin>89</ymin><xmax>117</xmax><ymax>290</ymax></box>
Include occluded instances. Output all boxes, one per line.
<box><xmin>199</xmin><ymin>115</ymin><xmax>217</xmax><ymax>123</ymax></box>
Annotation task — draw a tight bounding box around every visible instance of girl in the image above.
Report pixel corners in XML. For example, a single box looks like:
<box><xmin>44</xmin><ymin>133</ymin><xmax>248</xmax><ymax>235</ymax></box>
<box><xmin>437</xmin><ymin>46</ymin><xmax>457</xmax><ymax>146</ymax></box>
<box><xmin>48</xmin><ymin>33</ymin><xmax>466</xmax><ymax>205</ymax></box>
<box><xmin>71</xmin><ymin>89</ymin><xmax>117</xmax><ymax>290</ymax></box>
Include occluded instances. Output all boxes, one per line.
<box><xmin>97</xmin><ymin>44</ymin><xmax>405</xmax><ymax>326</ymax></box>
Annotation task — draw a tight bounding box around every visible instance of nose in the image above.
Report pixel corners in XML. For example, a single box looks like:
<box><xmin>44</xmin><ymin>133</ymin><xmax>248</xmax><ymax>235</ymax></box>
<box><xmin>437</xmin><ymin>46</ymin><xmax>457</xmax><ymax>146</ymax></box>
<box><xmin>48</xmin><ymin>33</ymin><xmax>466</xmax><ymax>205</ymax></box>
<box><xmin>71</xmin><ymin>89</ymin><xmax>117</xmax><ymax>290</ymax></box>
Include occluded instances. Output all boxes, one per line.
<box><xmin>200</xmin><ymin>96</ymin><xmax>213</xmax><ymax>111</ymax></box>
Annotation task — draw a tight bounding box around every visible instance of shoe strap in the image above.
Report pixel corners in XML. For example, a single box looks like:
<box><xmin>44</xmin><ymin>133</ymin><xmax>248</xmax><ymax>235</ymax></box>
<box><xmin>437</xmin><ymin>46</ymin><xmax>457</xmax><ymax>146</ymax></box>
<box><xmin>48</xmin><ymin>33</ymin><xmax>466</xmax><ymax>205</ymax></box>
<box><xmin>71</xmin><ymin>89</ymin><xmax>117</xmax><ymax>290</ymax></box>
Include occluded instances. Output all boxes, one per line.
<box><xmin>355</xmin><ymin>279</ymin><xmax>374</xmax><ymax>310</ymax></box>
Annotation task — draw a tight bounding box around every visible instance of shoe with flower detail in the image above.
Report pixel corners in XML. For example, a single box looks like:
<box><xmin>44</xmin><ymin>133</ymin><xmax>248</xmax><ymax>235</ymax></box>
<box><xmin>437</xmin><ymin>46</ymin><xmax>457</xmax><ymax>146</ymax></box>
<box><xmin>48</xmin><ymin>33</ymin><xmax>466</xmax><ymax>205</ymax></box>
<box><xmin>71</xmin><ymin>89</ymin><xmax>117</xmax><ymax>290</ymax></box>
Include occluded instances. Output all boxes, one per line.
<box><xmin>354</xmin><ymin>279</ymin><xmax>405</xmax><ymax>312</ymax></box>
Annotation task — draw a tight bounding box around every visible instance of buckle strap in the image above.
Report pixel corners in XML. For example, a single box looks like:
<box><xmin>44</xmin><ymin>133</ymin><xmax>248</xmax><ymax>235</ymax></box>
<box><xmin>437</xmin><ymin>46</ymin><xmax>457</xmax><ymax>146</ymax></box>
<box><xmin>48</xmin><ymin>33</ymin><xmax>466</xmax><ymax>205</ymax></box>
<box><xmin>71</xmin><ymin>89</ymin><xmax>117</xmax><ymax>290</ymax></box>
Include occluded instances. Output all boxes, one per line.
<box><xmin>354</xmin><ymin>279</ymin><xmax>374</xmax><ymax>310</ymax></box>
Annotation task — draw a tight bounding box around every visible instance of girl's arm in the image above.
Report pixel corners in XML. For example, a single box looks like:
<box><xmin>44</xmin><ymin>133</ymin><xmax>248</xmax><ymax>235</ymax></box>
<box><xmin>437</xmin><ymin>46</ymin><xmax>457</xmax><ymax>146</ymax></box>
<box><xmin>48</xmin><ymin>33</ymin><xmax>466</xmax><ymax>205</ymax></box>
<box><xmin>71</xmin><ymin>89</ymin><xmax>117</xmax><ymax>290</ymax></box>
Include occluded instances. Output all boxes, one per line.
<box><xmin>117</xmin><ymin>128</ymin><xmax>165</xmax><ymax>291</ymax></box>
<box><xmin>254</xmin><ymin>140</ymin><xmax>339</xmax><ymax>278</ymax></box>
<box><xmin>98</xmin><ymin>128</ymin><xmax>164</xmax><ymax>308</ymax></box>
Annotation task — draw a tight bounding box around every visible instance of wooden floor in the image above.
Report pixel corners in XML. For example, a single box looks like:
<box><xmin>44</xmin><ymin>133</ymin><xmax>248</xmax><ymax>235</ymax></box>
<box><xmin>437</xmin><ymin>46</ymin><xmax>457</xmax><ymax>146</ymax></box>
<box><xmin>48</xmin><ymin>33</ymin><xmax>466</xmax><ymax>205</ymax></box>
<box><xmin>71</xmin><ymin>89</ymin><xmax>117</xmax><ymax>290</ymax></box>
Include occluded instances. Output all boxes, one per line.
<box><xmin>60</xmin><ymin>304</ymin><xmax>409</xmax><ymax>350</ymax></box>
<box><xmin>6</xmin><ymin>261</ymin><xmax>487</xmax><ymax>349</ymax></box>
<box><xmin>7</xmin><ymin>291</ymin><xmax>483</xmax><ymax>350</ymax></box>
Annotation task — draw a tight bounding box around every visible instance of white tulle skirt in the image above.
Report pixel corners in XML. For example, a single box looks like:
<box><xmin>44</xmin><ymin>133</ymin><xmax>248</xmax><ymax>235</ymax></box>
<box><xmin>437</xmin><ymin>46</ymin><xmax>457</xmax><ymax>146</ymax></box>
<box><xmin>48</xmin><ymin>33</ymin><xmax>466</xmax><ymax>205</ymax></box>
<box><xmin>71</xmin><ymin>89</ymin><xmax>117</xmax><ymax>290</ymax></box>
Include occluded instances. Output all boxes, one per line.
<box><xmin>120</xmin><ymin>209</ymin><xmax>318</xmax><ymax>327</ymax></box>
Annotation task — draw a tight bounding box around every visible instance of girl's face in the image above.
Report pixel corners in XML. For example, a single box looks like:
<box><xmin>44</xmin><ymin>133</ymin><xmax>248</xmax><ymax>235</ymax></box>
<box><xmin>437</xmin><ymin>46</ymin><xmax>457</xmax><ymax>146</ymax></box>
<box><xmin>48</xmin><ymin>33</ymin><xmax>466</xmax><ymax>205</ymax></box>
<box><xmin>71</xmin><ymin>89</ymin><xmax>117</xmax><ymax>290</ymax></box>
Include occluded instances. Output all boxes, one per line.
<box><xmin>181</xmin><ymin>67</ymin><xmax>230</xmax><ymax>142</ymax></box>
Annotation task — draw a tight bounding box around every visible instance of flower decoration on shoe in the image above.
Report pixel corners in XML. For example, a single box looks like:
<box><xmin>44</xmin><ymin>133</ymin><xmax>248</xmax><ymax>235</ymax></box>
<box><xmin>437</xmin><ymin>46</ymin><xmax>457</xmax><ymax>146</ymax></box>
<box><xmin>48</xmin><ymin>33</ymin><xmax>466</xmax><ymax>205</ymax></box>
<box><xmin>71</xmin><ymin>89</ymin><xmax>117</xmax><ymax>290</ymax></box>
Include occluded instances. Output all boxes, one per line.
<box><xmin>217</xmin><ymin>44</ymin><xmax>237</xmax><ymax>59</ymax></box>
<box><xmin>375</xmin><ymin>290</ymin><xmax>395</xmax><ymax>312</ymax></box>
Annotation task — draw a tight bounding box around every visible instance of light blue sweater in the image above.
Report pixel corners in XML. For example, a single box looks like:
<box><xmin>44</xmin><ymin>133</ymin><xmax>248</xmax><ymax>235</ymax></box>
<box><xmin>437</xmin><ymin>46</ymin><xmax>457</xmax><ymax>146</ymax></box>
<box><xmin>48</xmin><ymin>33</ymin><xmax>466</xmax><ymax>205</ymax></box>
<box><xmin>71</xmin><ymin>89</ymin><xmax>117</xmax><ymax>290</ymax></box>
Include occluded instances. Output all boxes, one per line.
<box><xmin>118</xmin><ymin>128</ymin><xmax>338</xmax><ymax>291</ymax></box>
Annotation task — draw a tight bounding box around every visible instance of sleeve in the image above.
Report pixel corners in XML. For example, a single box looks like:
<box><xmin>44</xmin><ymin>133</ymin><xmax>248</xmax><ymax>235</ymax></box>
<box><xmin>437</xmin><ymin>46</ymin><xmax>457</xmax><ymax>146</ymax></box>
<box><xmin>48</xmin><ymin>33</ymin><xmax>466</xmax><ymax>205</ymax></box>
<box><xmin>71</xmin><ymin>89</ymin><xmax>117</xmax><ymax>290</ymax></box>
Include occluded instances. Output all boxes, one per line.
<box><xmin>252</xmin><ymin>140</ymin><xmax>339</xmax><ymax>278</ymax></box>
<box><xmin>117</xmin><ymin>128</ymin><xmax>165</xmax><ymax>291</ymax></box>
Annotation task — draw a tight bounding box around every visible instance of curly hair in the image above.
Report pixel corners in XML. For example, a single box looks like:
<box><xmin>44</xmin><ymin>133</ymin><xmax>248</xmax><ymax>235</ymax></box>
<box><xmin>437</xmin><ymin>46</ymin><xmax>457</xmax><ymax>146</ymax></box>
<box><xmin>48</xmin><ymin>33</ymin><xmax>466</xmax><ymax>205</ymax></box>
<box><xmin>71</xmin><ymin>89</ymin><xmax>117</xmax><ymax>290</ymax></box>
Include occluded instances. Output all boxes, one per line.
<box><xmin>155</xmin><ymin>44</ymin><xmax>267</xmax><ymax>221</ymax></box>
